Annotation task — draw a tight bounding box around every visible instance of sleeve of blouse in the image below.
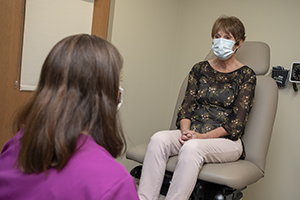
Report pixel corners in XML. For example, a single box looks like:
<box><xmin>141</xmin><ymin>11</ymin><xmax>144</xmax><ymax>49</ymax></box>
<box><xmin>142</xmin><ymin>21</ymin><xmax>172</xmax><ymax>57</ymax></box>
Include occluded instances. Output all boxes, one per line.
<box><xmin>222</xmin><ymin>68</ymin><xmax>256</xmax><ymax>140</ymax></box>
<box><xmin>176</xmin><ymin>63</ymin><xmax>200</xmax><ymax>129</ymax></box>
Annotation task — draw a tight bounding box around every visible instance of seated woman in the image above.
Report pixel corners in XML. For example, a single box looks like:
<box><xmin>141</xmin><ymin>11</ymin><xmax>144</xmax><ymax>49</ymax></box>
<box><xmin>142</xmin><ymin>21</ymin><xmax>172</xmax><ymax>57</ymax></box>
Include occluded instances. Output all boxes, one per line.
<box><xmin>0</xmin><ymin>34</ymin><xmax>139</xmax><ymax>200</ymax></box>
<box><xmin>138</xmin><ymin>16</ymin><xmax>256</xmax><ymax>200</ymax></box>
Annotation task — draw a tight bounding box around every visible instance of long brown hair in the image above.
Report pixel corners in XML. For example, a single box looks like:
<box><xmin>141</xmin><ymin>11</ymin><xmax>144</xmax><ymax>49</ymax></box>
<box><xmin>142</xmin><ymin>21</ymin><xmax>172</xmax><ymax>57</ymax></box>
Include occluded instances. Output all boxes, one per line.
<box><xmin>15</xmin><ymin>34</ymin><xmax>125</xmax><ymax>173</ymax></box>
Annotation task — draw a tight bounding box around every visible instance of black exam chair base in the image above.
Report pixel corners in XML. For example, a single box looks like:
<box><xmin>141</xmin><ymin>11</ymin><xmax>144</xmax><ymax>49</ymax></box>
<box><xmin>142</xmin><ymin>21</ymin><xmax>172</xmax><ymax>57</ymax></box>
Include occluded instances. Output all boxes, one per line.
<box><xmin>130</xmin><ymin>165</ymin><xmax>244</xmax><ymax>200</ymax></box>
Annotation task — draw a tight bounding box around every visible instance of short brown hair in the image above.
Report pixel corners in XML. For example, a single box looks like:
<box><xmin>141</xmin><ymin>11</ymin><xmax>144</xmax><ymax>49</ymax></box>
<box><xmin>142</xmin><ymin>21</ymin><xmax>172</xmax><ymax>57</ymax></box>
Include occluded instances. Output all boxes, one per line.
<box><xmin>15</xmin><ymin>34</ymin><xmax>125</xmax><ymax>173</ymax></box>
<box><xmin>211</xmin><ymin>16</ymin><xmax>246</xmax><ymax>44</ymax></box>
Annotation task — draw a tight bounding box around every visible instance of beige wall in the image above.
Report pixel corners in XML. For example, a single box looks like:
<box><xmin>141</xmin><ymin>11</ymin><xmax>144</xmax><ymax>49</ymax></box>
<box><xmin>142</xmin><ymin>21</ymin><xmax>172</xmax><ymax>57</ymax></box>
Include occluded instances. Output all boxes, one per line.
<box><xmin>110</xmin><ymin>0</ymin><xmax>300</xmax><ymax>199</ymax></box>
<box><xmin>111</xmin><ymin>0</ymin><xmax>182</xmax><ymax>165</ymax></box>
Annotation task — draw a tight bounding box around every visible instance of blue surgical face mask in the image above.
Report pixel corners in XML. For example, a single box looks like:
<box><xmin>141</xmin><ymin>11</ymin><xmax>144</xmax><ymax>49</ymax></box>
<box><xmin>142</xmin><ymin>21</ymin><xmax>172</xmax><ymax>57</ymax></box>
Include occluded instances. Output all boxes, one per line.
<box><xmin>212</xmin><ymin>38</ymin><xmax>236</xmax><ymax>61</ymax></box>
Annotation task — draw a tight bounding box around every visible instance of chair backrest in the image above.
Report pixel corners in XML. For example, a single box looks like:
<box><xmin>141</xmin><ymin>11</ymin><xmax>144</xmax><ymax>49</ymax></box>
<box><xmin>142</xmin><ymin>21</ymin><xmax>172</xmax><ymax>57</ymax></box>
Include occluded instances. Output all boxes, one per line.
<box><xmin>170</xmin><ymin>41</ymin><xmax>278</xmax><ymax>172</ymax></box>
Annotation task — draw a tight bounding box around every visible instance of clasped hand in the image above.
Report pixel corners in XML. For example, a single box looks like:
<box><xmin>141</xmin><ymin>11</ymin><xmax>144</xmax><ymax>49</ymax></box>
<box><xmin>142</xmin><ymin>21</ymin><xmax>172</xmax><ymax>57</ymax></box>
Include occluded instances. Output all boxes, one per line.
<box><xmin>179</xmin><ymin>130</ymin><xmax>206</xmax><ymax>144</ymax></box>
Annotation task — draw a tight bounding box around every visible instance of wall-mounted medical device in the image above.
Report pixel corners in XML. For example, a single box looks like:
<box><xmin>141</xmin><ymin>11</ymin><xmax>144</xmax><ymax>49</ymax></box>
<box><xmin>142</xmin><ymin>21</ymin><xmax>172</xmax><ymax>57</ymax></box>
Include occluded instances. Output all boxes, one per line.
<box><xmin>289</xmin><ymin>62</ymin><xmax>300</xmax><ymax>92</ymax></box>
<box><xmin>272</xmin><ymin>66</ymin><xmax>289</xmax><ymax>87</ymax></box>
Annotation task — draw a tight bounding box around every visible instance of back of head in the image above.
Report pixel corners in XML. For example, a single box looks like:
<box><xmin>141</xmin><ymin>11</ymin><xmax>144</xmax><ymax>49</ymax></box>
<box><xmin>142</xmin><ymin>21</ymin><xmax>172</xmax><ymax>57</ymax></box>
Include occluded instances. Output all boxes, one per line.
<box><xmin>16</xmin><ymin>34</ymin><xmax>125</xmax><ymax>173</ymax></box>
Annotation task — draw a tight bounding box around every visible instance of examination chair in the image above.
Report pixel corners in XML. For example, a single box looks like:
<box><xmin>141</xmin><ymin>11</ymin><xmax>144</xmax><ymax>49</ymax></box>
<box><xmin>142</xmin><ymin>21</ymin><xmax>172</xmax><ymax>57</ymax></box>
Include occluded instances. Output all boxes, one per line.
<box><xmin>126</xmin><ymin>41</ymin><xmax>278</xmax><ymax>200</ymax></box>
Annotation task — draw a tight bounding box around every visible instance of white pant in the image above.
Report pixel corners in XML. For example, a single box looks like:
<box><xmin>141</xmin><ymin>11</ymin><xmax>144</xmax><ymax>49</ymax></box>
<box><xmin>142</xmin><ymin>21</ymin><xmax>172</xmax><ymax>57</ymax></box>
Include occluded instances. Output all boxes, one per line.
<box><xmin>138</xmin><ymin>130</ymin><xmax>243</xmax><ymax>200</ymax></box>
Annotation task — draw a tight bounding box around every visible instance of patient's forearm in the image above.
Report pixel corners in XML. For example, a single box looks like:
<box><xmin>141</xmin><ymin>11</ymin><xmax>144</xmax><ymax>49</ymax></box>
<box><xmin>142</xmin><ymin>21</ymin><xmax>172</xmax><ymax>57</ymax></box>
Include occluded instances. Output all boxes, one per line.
<box><xmin>203</xmin><ymin>127</ymin><xmax>229</xmax><ymax>139</ymax></box>
<box><xmin>179</xmin><ymin>119</ymin><xmax>191</xmax><ymax>133</ymax></box>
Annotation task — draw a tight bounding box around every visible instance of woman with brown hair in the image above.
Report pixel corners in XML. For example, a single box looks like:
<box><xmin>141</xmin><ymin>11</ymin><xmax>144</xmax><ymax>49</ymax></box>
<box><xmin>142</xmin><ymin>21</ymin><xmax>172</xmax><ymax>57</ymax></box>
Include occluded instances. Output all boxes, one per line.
<box><xmin>0</xmin><ymin>34</ymin><xmax>139</xmax><ymax>200</ymax></box>
<box><xmin>138</xmin><ymin>16</ymin><xmax>256</xmax><ymax>200</ymax></box>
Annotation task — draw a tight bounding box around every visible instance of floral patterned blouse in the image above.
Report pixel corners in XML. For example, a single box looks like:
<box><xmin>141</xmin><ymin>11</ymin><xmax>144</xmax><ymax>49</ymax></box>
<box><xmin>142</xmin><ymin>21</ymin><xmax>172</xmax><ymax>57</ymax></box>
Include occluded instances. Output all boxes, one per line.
<box><xmin>176</xmin><ymin>61</ymin><xmax>256</xmax><ymax>141</ymax></box>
